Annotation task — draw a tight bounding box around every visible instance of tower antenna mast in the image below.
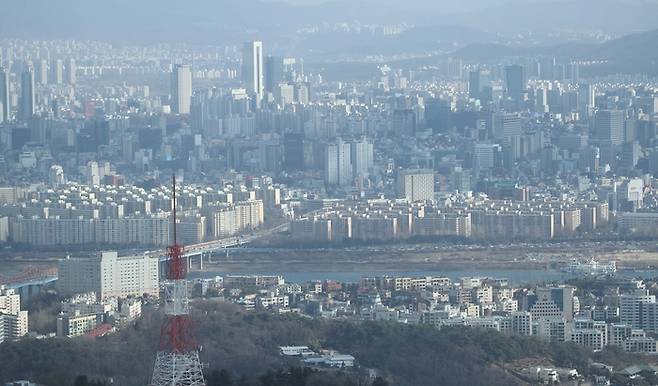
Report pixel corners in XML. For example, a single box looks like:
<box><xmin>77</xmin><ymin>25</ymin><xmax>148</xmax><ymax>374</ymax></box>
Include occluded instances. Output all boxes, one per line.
<box><xmin>150</xmin><ymin>174</ymin><xmax>206</xmax><ymax>386</ymax></box>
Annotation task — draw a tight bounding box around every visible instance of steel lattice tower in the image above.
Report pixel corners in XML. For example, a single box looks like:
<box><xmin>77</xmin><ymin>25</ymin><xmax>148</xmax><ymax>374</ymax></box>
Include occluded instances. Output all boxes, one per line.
<box><xmin>151</xmin><ymin>175</ymin><xmax>206</xmax><ymax>386</ymax></box>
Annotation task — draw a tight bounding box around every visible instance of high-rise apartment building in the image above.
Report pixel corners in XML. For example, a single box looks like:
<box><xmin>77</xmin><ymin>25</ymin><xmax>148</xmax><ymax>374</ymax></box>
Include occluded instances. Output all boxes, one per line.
<box><xmin>620</xmin><ymin>290</ymin><xmax>658</xmax><ymax>331</ymax></box>
<box><xmin>51</xmin><ymin>58</ymin><xmax>63</xmax><ymax>85</ymax></box>
<box><xmin>58</xmin><ymin>251</ymin><xmax>159</xmax><ymax>299</ymax></box>
<box><xmin>578</xmin><ymin>83</ymin><xmax>595</xmax><ymax>117</ymax></box>
<box><xmin>170</xmin><ymin>64</ymin><xmax>192</xmax><ymax>114</ymax></box>
<box><xmin>65</xmin><ymin>58</ymin><xmax>76</xmax><ymax>85</ymax></box>
<box><xmin>0</xmin><ymin>286</ymin><xmax>29</xmax><ymax>343</ymax></box>
<box><xmin>36</xmin><ymin>59</ymin><xmax>48</xmax><ymax>85</ymax></box>
<box><xmin>350</xmin><ymin>138</ymin><xmax>373</xmax><ymax>179</ymax></box>
<box><xmin>324</xmin><ymin>139</ymin><xmax>352</xmax><ymax>187</ymax></box>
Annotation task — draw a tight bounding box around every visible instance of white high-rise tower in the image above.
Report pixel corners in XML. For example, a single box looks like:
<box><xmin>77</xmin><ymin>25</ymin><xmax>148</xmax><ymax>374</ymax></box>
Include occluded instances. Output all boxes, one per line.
<box><xmin>0</xmin><ymin>67</ymin><xmax>9</xmax><ymax>123</ymax></box>
<box><xmin>171</xmin><ymin>64</ymin><xmax>192</xmax><ymax>114</ymax></box>
<box><xmin>242</xmin><ymin>41</ymin><xmax>264</xmax><ymax>106</ymax></box>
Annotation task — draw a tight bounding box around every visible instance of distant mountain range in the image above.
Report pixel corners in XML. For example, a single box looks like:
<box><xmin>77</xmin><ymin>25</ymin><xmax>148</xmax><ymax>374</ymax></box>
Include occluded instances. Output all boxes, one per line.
<box><xmin>1</xmin><ymin>0</ymin><xmax>658</xmax><ymax>46</ymax></box>
<box><xmin>452</xmin><ymin>28</ymin><xmax>658</xmax><ymax>75</ymax></box>
<box><xmin>303</xmin><ymin>28</ymin><xmax>658</xmax><ymax>81</ymax></box>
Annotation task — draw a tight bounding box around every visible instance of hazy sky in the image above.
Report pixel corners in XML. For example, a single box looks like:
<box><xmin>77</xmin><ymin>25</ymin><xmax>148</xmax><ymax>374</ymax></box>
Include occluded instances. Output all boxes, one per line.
<box><xmin>2</xmin><ymin>0</ymin><xmax>656</xmax><ymax>44</ymax></box>
<box><xmin>264</xmin><ymin>0</ymin><xmax>554</xmax><ymax>12</ymax></box>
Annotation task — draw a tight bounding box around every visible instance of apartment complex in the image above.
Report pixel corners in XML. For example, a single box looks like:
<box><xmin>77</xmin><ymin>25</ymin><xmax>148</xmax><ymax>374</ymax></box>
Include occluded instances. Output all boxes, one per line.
<box><xmin>291</xmin><ymin>197</ymin><xmax>608</xmax><ymax>243</ymax></box>
<box><xmin>2</xmin><ymin>182</ymin><xmax>265</xmax><ymax>247</ymax></box>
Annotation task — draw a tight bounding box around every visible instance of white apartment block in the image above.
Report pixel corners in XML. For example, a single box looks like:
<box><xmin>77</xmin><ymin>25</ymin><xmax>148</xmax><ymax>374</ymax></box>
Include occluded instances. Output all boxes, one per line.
<box><xmin>0</xmin><ymin>286</ymin><xmax>28</xmax><ymax>342</ymax></box>
<box><xmin>120</xmin><ymin>298</ymin><xmax>142</xmax><ymax>320</ymax></box>
<box><xmin>608</xmin><ymin>324</ymin><xmax>633</xmax><ymax>346</ymax></box>
<box><xmin>61</xmin><ymin>292</ymin><xmax>117</xmax><ymax>316</ymax></box>
<box><xmin>571</xmin><ymin>329</ymin><xmax>605</xmax><ymax>351</ymax></box>
<box><xmin>224</xmin><ymin>275</ymin><xmax>284</xmax><ymax>288</ymax></box>
<box><xmin>207</xmin><ymin>200</ymin><xmax>264</xmax><ymax>239</ymax></box>
<box><xmin>624</xmin><ymin>337</ymin><xmax>658</xmax><ymax>354</ymax></box>
<box><xmin>620</xmin><ymin>290</ymin><xmax>656</xmax><ymax>329</ymax></box>
<box><xmin>511</xmin><ymin>311</ymin><xmax>533</xmax><ymax>336</ymax></box>
<box><xmin>58</xmin><ymin>251</ymin><xmax>159</xmax><ymax>299</ymax></box>
<box><xmin>57</xmin><ymin>311</ymin><xmax>100</xmax><ymax>337</ymax></box>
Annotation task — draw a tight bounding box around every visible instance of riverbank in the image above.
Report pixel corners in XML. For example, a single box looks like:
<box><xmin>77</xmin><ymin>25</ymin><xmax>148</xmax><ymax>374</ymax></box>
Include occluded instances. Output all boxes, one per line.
<box><xmin>3</xmin><ymin>240</ymin><xmax>658</xmax><ymax>279</ymax></box>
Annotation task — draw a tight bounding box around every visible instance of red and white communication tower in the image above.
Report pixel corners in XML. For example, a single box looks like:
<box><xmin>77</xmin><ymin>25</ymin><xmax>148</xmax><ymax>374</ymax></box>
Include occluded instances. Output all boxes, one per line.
<box><xmin>151</xmin><ymin>175</ymin><xmax>206</xmax><ymax>386</ymax></box>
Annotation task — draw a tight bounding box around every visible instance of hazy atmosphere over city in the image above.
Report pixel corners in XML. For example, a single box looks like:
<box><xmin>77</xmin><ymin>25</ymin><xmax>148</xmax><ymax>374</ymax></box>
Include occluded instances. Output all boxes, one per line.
<box><xmin>3</xmin><ymin>1</ymin><xmax>658</xmax><ymax>385</ymax></box>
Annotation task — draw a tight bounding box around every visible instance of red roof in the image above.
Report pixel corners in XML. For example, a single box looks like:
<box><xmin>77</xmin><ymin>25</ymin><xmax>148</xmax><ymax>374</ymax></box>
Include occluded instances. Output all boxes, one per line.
<box><xmin>86</xmin><ymin>324</ymin><xmax>114</xmax><ymax>338</ymax></box>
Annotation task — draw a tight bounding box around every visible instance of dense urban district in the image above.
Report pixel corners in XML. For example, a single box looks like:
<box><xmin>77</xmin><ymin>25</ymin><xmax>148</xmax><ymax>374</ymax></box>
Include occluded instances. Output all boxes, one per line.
<box><xmin>2</xmin><ymin>23</ymin><xmax>658</xmax><ymax>386</ymax></box>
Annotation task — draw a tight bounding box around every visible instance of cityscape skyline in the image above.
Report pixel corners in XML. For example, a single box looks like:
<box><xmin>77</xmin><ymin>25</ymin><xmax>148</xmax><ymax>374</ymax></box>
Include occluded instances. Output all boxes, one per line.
<box><xmin>3</xmin><ymin>1</ymin><xmax>658</xmax><ymax>385</ymax></box>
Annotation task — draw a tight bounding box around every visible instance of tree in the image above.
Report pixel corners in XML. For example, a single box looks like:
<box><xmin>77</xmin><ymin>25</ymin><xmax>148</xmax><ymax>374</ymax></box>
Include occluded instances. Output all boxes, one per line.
<box><xmin>208</xmin><ymin>369</ymin><xmax>233</xmax><ymax>386</ymax></box>
<box><xmin>73</xmin><ymin>375</ymin><xmax>89</xmax><ymax>386</ymax></box>
<box><xmin>371</xmin><ymin>377</ymin><xmax>389</xmax><ymax>386</ymax></box>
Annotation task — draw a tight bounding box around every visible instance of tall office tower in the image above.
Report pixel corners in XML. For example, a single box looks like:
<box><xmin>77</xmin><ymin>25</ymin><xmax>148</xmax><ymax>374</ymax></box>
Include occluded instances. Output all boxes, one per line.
<box><xmin>242</xmin><ymin>41</ymin><xmax>264</xmax><ymax>106</ymax></box>
<box><xmin>19</xmin><ymin>66</ymin><xmax>35</xmax><ymax>122</ymax></box>
<box><xmin>492</xmin><ymin>112</ymin><xmax>522</xmax><ymax>140</ymax></box>
<box><xmin>473</xmin><ymin>143</ymin><xmax>502</xmax><ymax>171</ymax></box>
<box><xmin>350</xmin><ymin>137</ymin><xmax>374</xmax><ymax>179</ymax></box>
<box><xmin>561</xmin><ymin>91</ymin><xmax>578</xmax><ymax>115</ymax></box>
<box><xmin>468</xmin><ymin>69</ymin><xmax>481</xmax><ymax>99</ymax></box>
<box><xmin>65</xmin><ymin>58</ymin><xmax>76</xmax><ymax>85</ymax></box>
<box><xmin>324</xmin><ymin>139</ymin><xmax>352</xmax><ymax>187</ymax></box>
<box><xmin>36</xmin><ymin>59</ymin><xmax>48</xmax><ymax>85</ymax></box>
<box><xmin>283</xmin><ymin>133</ymin><xmax>305</xmax><ymax>172</ymax></box>
<box><xmin>524</xmin><ymin>286</ymin><xmax>575</xmax><ymax>322</ymax></box>
<box><xmin>569</xmin><ymin>62</ymin><xmax>580</xmax><ymax>83</ymax></box>
<box><xmin>391</xmin><ymin>109</ymin><xmax>417</xmax><ymax>136</ymax></box>
<box><xmin>151</xmin><ymin>176</ymin><xmax>205</xmax><ymax>386</ymax></box>
<box><xmin>594</xmin><ymin>109</ymin><xmax>625</xmax><ymax>146</ymax></box>
<box><xmin>536</xmin><ymin>87</ymin><xmax>548</xmax><ymax>113</ymax></box>
<box><xmin>0</xmin><ymin>67</ymin><xmax>9</xmax><ymax>123</ymax></box>
<box><xmin>264</xmin><ymin>55</ymin><xmax>284</xmax><ymax>94</ymax></box>
<box><xmin>504</xmin><ymin>64</ymin><xmax>525</xmax><ymax>100</ymax></box>
<box><xmin>539</xmin><ymin>57</ymin><xmax>556</xmax><ymax>80</ymax></box>
<box><xmin>190</xmin><ymin>92</ymin><xmax>208</xmax><ymax>133</ymax></box>
<box><xmin>396</xmin><ymin>169</ymin><xmax>435</xmax><ymax>202</ymax></box>
<box><xmin>620</xmin><ymin>141</ymin><xmax>641</xmax><ymax>169</ymax></box>
<box><xmin>424</xmin><ymin>98</ymin><xmax>451</xmax><ymax>133</ymax></box>
<box><xmin>170</xmin><ymin>64</ymin><xmax>192</xmax><ymax>114</ymax></box>
<box><xmin>578</xmin><ymin>83</ymin><xmax>595</xmax><ymax>117</ymax></box>
<box><xmin>51</xmin><ymin>59</ymin><xmax>63</xmax><ymax>84</ymax></box>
